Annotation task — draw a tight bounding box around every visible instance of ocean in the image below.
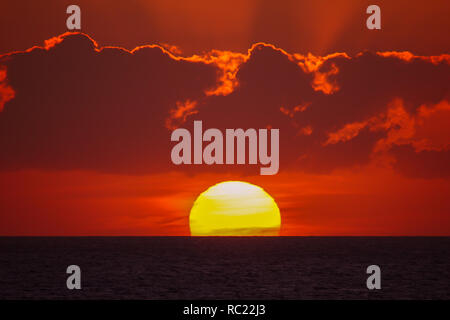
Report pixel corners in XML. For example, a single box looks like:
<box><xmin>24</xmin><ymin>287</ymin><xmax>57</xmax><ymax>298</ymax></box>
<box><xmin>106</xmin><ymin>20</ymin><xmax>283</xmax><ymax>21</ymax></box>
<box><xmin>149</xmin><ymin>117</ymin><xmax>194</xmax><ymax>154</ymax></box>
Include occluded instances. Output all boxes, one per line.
<box><xmin>1</xmin><ymin>237</ymin><xmax>449</xmax><ymax>299</ymax></box>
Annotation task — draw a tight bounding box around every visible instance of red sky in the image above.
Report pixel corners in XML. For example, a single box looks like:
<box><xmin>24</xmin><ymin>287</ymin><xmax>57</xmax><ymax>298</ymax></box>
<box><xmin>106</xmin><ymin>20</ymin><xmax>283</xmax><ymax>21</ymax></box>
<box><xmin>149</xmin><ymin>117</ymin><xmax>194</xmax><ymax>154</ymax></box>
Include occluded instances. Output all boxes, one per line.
<box><xmin>0</xmin><ymin>1</ymin><xmax>449</xmax><ymax>235</ymax></box>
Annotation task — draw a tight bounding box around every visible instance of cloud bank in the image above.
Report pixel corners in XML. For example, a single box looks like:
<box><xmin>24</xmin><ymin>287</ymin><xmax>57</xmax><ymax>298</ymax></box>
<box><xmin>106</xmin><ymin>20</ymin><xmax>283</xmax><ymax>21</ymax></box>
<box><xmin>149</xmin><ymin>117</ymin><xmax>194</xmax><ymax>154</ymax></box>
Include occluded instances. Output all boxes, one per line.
<box><xmin>0</xmin><ymin>32</ymin><xmax>449</xmax><ymax>178</ymax></box>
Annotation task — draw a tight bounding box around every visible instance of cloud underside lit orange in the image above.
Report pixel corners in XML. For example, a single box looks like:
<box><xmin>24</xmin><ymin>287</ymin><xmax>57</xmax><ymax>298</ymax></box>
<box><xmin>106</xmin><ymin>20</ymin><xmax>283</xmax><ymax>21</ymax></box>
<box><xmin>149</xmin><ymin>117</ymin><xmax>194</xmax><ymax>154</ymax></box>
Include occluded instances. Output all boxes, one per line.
<box><xmin>0</xmin><ymin>32</ymin><xmax>449</xmax><ymax>236</ymax></box>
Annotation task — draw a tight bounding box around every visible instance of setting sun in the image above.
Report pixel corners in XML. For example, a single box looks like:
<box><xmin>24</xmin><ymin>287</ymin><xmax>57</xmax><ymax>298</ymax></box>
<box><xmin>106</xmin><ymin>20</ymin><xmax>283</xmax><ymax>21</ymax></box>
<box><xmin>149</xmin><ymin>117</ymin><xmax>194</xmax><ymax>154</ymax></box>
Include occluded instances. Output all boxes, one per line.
<box><xmin>189</xmin><ymin>181</ymin><xmax>281</xmax><ymax>236</ymax></box>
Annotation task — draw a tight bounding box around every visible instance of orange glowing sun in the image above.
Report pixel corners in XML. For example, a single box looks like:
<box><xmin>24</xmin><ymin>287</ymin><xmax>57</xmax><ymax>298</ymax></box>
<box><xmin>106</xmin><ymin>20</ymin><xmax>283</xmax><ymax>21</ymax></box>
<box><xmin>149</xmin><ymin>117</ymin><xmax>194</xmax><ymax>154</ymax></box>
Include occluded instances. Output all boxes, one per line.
<box><xmin>189</xmin><ymin>181</ymin><xmax>281</xmax><ymax>236</ymax></box>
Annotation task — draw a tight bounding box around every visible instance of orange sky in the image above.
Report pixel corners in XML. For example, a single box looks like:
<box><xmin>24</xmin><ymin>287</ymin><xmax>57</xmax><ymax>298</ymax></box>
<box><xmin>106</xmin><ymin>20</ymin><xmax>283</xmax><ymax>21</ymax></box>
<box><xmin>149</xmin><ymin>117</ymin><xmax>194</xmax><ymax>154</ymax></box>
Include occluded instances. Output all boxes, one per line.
<box><xmin>0</xmin><ymin>1</ymin><xmax>449</xmax><ymax>235</ymax></box>
<box><xmin>1</xmin><ymin>168</ymin><xmax>449</xmax><ymax>236</ymax></box>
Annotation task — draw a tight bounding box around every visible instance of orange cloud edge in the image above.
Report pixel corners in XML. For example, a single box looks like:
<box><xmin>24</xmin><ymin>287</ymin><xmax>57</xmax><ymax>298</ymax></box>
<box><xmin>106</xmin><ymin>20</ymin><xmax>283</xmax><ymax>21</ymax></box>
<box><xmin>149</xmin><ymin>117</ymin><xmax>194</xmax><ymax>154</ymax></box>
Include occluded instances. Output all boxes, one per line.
<box><xmin>2</xmin><ymin>31</ymin><xmax>449</xmax><ymax>114</ymax></box>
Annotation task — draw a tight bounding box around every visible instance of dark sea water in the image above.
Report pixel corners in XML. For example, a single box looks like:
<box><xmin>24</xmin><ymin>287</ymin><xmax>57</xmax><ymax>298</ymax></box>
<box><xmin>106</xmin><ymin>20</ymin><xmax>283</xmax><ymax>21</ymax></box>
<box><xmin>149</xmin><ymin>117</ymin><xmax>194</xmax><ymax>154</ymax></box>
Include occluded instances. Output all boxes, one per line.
<box><xmin>0</xmin><ymin>237</ymin><xmax>449</xmax><ymax>300</ymax></box>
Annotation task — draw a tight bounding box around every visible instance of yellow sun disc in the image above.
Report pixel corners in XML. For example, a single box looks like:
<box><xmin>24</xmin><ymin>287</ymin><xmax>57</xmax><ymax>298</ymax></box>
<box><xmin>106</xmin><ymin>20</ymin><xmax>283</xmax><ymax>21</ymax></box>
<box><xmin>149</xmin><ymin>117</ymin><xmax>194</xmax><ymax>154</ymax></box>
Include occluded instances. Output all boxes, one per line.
<box><xmin>189</xmin><ymin>181</ymin><xmax>281</xmax><ymax>236</ymax></box>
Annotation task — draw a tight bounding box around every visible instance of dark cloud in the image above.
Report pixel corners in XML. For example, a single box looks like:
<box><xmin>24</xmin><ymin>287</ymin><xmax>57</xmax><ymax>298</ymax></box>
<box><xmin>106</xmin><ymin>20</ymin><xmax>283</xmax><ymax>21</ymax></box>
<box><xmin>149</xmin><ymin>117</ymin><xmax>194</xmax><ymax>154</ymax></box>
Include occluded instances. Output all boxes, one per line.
<box><xmin>0</xmin><ymin>34</ymin><xmax>449</xmax><ymax>178</ymax></box>
<box><xmin>191</xmin><ymin>45</ymin><xmax>450</xmax><ymax>176</ymax></box>
<box><xmin>392</xmin><ymin>145</ymin><xmax>450</xmax><ymax>179</ymax></box>
<box><xmin>0</xmin><ymin>33</ymin><xmax>217</xmax><ymax>173</ymax></box>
